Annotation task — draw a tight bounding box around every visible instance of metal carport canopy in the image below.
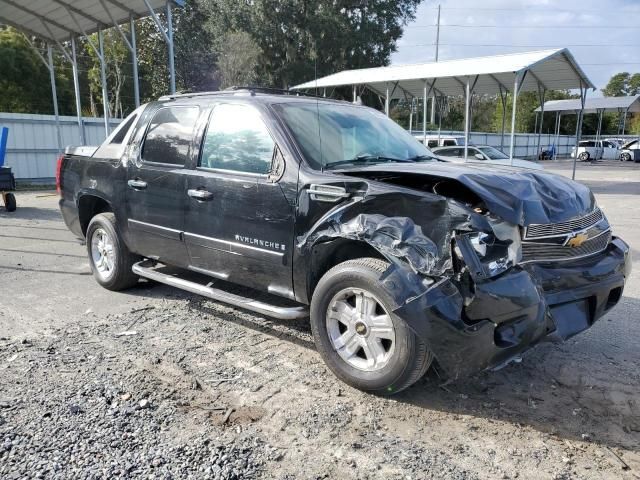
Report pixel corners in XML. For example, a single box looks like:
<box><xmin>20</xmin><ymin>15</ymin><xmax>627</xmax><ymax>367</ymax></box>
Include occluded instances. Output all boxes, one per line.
<box><xmin>0</xmin><ymin>0</ymin><xmax>184</xmax><ymax>43</ymax></box>
<box><xmin>0</xmin><ymin>0</ymin><xmax>184</xmax><ymax>147</ymax></box>
<box><xmin>535</xmin><ymin>95</ymin><xmax>640</xmax><ymax>114</ymax></box>
<box><xmin>535</xmin><ymin>95</ymin><xmax>640</xmax><ymax>141</ymax></box>
<box><xmin>291</xmin><ymin>49</ymin><xmax>595</xmax><ymax>98</ymax></box>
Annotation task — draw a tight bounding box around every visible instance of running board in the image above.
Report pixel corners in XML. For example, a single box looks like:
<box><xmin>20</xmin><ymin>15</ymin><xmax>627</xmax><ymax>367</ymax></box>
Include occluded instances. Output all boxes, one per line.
<box><xmin>132</xmin><ymin>261</ymin><xmax>309</xmax><ymax>320</ymax></box>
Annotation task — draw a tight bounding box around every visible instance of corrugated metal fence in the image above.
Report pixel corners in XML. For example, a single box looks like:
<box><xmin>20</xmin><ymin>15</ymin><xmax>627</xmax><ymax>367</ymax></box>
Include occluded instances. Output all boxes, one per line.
<box><xmin>0</xmin><ymin>112</ymin><xmax>602</xmax><ymax>181</ymax></box>
<box><xmin>0</xmin><ymin>112</ymin><xmax>121</xmax><ymax>181</ymax></box>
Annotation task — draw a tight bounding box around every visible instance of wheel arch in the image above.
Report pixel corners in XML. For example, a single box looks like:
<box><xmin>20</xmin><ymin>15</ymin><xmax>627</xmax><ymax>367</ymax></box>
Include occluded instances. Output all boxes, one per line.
<box><xmin>77</xmin><ymin>193</ymin><xmax>113</xmax><ymax>236</ymax></box>
<box><xmin>307</xmin><ymin>238</ymin><xmax>387</xmax><ymax>302</ymax></box>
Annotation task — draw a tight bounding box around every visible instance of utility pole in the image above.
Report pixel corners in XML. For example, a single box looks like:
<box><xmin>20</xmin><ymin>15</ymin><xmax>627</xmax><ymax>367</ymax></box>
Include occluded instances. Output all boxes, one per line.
<box><xmin>430</xmin><ymin>4</ymin><xmax>441</xmax><ymax>125</ymax></box>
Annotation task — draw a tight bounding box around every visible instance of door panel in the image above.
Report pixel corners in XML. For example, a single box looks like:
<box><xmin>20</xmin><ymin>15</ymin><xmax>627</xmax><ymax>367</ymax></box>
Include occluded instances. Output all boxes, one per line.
<box><xmin>183</xmin><ymin>102</ymin><xmax>296</xmax><ymax>296</ymax></box>
<box><xmin>126</xmin><ymin>105</ymin><xmax>200</xmax><ymax>267</ymax></box>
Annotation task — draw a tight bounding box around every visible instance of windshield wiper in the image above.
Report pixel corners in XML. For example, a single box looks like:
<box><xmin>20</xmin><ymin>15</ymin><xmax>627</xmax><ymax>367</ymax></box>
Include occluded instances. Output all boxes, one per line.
<box><xmin>324</xmin><ymin>155</ymin><xmax>415</xmax><ymax>170</ymax></box>
<box><xmin>407</xmin><ymin>154</ymin><xmax>435</xmax><ymax>162</ymax></box>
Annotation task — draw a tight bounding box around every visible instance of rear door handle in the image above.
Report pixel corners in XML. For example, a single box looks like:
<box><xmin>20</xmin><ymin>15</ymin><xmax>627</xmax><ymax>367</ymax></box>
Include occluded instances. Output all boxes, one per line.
<box><xmin>127</xmin><ymin>179</ymin><xmax>147</xmax><ymax>190</ymax></box>
<box><xmin>187</xmin><ymin>189</ymin><xmax>214</xmax><ymax>201</ymax></box>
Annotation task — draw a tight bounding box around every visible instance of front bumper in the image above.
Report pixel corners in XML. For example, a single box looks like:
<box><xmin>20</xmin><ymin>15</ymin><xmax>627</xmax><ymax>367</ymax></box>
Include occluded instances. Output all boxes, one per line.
<box><xmin>395</xmin><ymin>237</ymin><xmax>631</xmax><ymax>379</ymax></box>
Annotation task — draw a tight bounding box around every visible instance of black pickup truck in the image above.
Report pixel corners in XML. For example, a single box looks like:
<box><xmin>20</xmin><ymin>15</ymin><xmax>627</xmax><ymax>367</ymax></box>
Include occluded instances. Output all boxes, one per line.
<box><xmin>58</xmin><ymin>89</ymin><xmax>631</xmax><ymax>395</ymax></box>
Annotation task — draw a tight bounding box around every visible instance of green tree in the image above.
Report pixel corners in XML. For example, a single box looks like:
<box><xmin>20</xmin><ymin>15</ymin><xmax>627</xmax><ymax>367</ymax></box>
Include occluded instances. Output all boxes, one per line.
<box><xmin>215</xmin><ymin>31</ymin><xmax>260</xmax><ymax>89</ymax></box>
<box><xmin>602</xmin><ymin>72</ymin><xmax>640</xmax><ymax>97</ymax></box>
<box><xmin>203</xmin><ymin>0</ymin><xmax>422</xmax><ymax>88</ymax></box>
<box><xmin>137</xmin><ymin>0</ymin><xmax>216</xmax><ymax>101</ymax></box>
<box><xmin>0</xmin><ymin>26</ymin><xmax>75</xmax><ymax>115</ymax></box>
<box><xmin>84</xmin><ymin>30</ymin><xmax>131</xmax><ymax>118</ymax></box>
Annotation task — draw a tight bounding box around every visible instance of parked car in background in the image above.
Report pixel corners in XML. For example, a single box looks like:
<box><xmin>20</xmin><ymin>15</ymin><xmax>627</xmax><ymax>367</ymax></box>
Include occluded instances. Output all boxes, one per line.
<box><xmin>414</xmin><ymin>135</ymin><xmax>467</xmax><ymax>148</ymax></box>
<box><xmin>571</xmin><ymin>140</ymin><xmax>620</xmax><ymax>161</ymax></box>
<box><xmin>620</xmin><ymin>139</ymin><xmax>640</xmax><ymax>162</ymax></box>
<box><xmin>432</xmin><ymin>145</ymin><xmax>543</xmax><ymax>170</ymax></box>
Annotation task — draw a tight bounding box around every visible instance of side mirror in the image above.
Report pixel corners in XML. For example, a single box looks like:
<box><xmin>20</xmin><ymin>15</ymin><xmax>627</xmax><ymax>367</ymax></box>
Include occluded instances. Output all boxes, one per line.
<box><xmin>474</xmin><ymin>153</ymin><xmax>485</xmax><ymax>160</ymax></box>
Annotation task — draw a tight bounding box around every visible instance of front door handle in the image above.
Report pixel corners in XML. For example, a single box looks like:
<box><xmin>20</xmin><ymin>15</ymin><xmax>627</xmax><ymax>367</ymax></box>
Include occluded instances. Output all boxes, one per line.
<box><xmin>127</xmin><ymin>179</ymin><xmax>147</xmax><ymax>190</ymax></box>
<box><xmin>187</xmin><ymin>189</ymin><xmax>214</xmax><ymax>201</ymax></box>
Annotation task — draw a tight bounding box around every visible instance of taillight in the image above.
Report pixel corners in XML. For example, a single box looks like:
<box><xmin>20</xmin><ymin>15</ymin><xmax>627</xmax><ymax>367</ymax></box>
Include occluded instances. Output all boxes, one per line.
<box><xmin>55</xmin><ymin>155</ymin><xmax>64</xmax><ymax>196</ymax></box>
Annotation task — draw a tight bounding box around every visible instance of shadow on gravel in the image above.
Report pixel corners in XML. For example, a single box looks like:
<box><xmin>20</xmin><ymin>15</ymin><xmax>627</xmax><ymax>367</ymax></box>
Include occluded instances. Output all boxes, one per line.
<box><xmin>0</xmin><ymin>248</ymin><xmax>85</xmax><ymax>258</ymax></box>
<box><xmin>0</xmin><ymin>206</ymin><xmax>63</xmax><ymax>222</ymax></box>
<box><xmin>122</xmin><ymin>280</ymin><xmax>316</xmax><ymax>351</ymax></box>
<box><xmin>0</xmin><ymin>265</ymin><xmax>92</xmax><ymax>275</ymax></box>
<box><xmin>0</xmin><ymin>234</ymin><xmax>75</xmax><ymax>243</ymax></box>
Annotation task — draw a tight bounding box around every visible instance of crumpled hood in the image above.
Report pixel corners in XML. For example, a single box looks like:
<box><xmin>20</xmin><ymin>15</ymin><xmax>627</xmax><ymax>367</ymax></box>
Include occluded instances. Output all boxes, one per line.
<box><xmin>346</xmin><ymin>162</ymin><xmax>596</xmax><ymax>226</ymax></box>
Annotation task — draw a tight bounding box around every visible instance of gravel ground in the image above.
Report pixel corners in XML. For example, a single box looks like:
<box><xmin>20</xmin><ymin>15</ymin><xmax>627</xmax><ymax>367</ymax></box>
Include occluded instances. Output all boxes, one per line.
<box><xmin>1</xmin><ymin>159</ymin><xmax>639</xmax><ymax>479</ymax></box>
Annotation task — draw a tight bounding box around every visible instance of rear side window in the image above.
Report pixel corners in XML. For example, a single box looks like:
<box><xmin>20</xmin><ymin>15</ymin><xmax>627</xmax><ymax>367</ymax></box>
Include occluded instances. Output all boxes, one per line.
<box><xmin>142</xmin><ymin>106</ymin><xmax>200</xmax><ymax>166</ymax></box>
<box><xmin>443</xmin><ymin>139</ymin><xmax>456</xmax><ymax>146</ymax></box>
<box><xmin>199</xmin><ymin>103</ymin><xmax>275</xmax><ymax>174</ymax></box>
<box><xmin>110</xmin><ymin>114</ymin><xmax>137</xmax><ymax>144</ymax></box>
<box><xmin>427</xmin><ymin>140</ymin><xmax>438</xmax><ymax>148</ymax></box>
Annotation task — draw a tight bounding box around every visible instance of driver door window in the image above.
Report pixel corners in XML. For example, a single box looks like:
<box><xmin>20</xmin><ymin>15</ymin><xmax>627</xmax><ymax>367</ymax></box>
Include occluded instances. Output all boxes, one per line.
<box><xmin>200</xmin><ymin>103</ymin><xmax>275</xmax><ymax>175</ymax></box>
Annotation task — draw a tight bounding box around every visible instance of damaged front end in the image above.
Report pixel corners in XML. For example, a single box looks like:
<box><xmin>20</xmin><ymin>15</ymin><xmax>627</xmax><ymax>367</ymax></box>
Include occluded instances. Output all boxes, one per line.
<box><xmin>298</xmin><ymin>168</ymin><xmax>631</xmax><ymax>380</ymax></box>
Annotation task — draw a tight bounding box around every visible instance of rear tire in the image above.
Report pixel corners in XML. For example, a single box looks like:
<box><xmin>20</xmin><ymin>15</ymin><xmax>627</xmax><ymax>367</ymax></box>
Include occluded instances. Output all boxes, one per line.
<box><xmin>4</xmin><ymin>193</ymin><xmax>16</xmax><ymax>212</ymax></box>
<box><xmin>578</xmin><ymin>152</ymin><xmax>589</xmax><ymax>161</ymax></box>
<box><xmin>86</xmin><ymin>213</ymin><xmax>140</xmax><ymax>291</ymax></box>
<box><xmin>310</xmin><ymin>258</ymin><xmax>433</xmax><ymax>395</ymax></box>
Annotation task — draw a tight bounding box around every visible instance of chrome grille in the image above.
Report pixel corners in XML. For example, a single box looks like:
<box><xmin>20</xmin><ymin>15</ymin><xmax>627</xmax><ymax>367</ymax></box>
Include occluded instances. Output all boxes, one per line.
<box><xmin>524</xmin><ymin>208</ymin><xmax>604</xmax><ymax>239</ymax></box>
<box><xmin>521</xmin><ymin>231</ymin><xmax>611</xmax><ymax>263</ymax></box>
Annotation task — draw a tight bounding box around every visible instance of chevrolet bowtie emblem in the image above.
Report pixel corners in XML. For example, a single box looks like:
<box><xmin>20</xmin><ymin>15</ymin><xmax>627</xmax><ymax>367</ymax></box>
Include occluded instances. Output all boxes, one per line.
<box><xmin>566</xmin><ymin>233</ymin><xmax>589</xmax><ymax>248</ymax></box>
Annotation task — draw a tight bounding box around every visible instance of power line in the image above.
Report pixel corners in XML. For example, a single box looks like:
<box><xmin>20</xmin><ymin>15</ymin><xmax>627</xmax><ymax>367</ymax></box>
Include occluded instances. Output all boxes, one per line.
<box><xmin>401</xmin><ymin>43</ymin><xmax>640</xmax><ymax>48</ymax></box>
<box><xmin>406</xmin><ymin>24</ymin><xmax>639</xmax><ymax>29</ymax></box>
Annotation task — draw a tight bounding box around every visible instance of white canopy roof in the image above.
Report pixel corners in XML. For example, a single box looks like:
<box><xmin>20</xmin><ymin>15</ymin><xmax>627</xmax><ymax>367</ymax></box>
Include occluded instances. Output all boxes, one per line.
<box><xmin>0</xmin><ymin>0</ymin><xmax>183</xmax><ymax>43</ymax></box>
<box><xmin>535</xmin><ymin>95</ymin><xmax>640</xmax><ymax>114</ymax></box>
<box><xmin>292</xmin><ymin>49</ymin><xmax>594</xmax><ymax>98</ymax></box>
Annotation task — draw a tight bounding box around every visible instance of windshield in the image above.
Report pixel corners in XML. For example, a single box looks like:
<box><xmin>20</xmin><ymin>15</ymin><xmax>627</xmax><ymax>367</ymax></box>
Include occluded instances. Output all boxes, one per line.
<box><xmin>478</xmin><ymin>146</ymin><xmax>509</xmax><ymax>160</ymax></box>
<box><xmin>273</xmin><ymin>102</ymin><xmax>436</xmax><ymax>170</ymax></box>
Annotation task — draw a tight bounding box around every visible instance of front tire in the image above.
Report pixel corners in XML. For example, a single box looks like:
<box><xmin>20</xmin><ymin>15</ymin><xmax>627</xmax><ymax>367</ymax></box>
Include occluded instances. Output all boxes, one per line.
<box><xmin>310</xmin><ymin>258</ymin><xmax>433</xmax><ymax>395</ymax></box>
<box><xmin>620</xmin><ymin>152</ymin><xmax>631</xmax><ymax>162</ymax></box>
<box><xmin>578</xmin><ymin>152</ymin><xmax>590</xmax><ymax>161</ymax></box>
<box><xmin>86</xmin><ymin>213</ymin><xmax>139</xmax><ymax>291</ymax></box>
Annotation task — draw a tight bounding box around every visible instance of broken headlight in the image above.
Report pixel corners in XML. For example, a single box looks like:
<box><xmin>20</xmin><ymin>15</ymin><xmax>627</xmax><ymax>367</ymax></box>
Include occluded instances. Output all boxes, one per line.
<box><xmin>455</xmin><ymin>230</ymin><xmax>521</xmax><ymax>279</ymax></box>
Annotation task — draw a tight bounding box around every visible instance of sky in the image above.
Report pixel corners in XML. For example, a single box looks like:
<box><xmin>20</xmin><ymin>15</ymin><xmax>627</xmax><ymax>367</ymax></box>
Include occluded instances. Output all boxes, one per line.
<box><xmin>392</xmin><ymin>0</ymin><xmax>640</xmax><ymax>96</ymax></box>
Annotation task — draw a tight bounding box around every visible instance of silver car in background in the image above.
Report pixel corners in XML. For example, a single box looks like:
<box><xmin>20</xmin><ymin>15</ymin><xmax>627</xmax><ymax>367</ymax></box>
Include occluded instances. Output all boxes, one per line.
<box><xmin>432</xmin><ymin>145</ymin><xmax>543</xmax><ymax>170</ymax></box>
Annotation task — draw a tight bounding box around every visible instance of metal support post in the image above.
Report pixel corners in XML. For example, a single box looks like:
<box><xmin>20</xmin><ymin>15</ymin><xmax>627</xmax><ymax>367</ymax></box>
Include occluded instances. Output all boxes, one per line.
<box><xmin>571</xmin><ymin>83</ymin><xmax>588</xmax><ymax>180</ymax></box>
<box><xmin>353</xmin><ymin>85</ymin><xmax>357</xmax><ymax>103</ymax></box>
<box><xmin>422</xmin><ymin>81</ymin><xmax>427</xmax><ymax>143</ymax></box>
<box><xmin>409</xmin><ymin>98</ymin><xmax>413</xmax><ymax>133</ymax></box>
<box><xmin>622</xmin><ymin>107</ymin><xmax>629</xmax><ymax>135</ymax></box>
<box><xmin>536</xmin><ymin>85</ymin><xmax>546</xmax><ymax>160</ymax></box>
<box><xmin>385</xmin><ymin>84</ymin><xmax>390</xmax><ymax>116</ymax></box>
<box><xmin>98</xmin><ymin>29</ymin><xmax>110</xmax><ymax>135</ymax></box>
<box><xmin>596</xmin><ymin>109</ymin><xmax>604</xmax><ymax>147</ymax></box>
<box><xmin>166</xmin><ymin>1</ymin><xmax>176</xmax><ymax>93</ymax></box>
<box><xmin>464</xmin><ymin>78</ymin><xmax>471</xmax><ymax>162</ymax></box>
<box><xmin>47</xmin><ymin>45</ymin><xmax>63</xmax><ymax>154</ymax></box>
<box><xmin>499</xmin><ymin>86</ymin><xmax>507</xmax><ymax>151</ymax></box>
<box><xmin>70</xmin><ymin>37</ymin><xmax>85</xmax><ymax>145</ymax></box>
<box><xmin>509</xmin><ymin>75</ymin><xmax>521</xmax><ymax>165</ymax></box>
<box><xmin>130</xmin><ymin>16</ymin><xmax>140</xmax><ymax>107</ymax></box>
<box><xmin>553</xmin><ymin>111</ymin><xmax>561</xmax><ymax>160</ymax></box>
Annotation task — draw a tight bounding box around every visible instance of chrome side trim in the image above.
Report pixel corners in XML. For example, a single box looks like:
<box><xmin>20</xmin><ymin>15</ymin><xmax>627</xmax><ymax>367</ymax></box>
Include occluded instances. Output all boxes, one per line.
<box><xmin>132</xmin><ymin>261</ymin><xmax>308</xmax><ymax>320</ymax></box>
<box><xmin>128</xmin><ymin>219</ymin><xmax>182</xmax><ymax>241</ymax></box>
